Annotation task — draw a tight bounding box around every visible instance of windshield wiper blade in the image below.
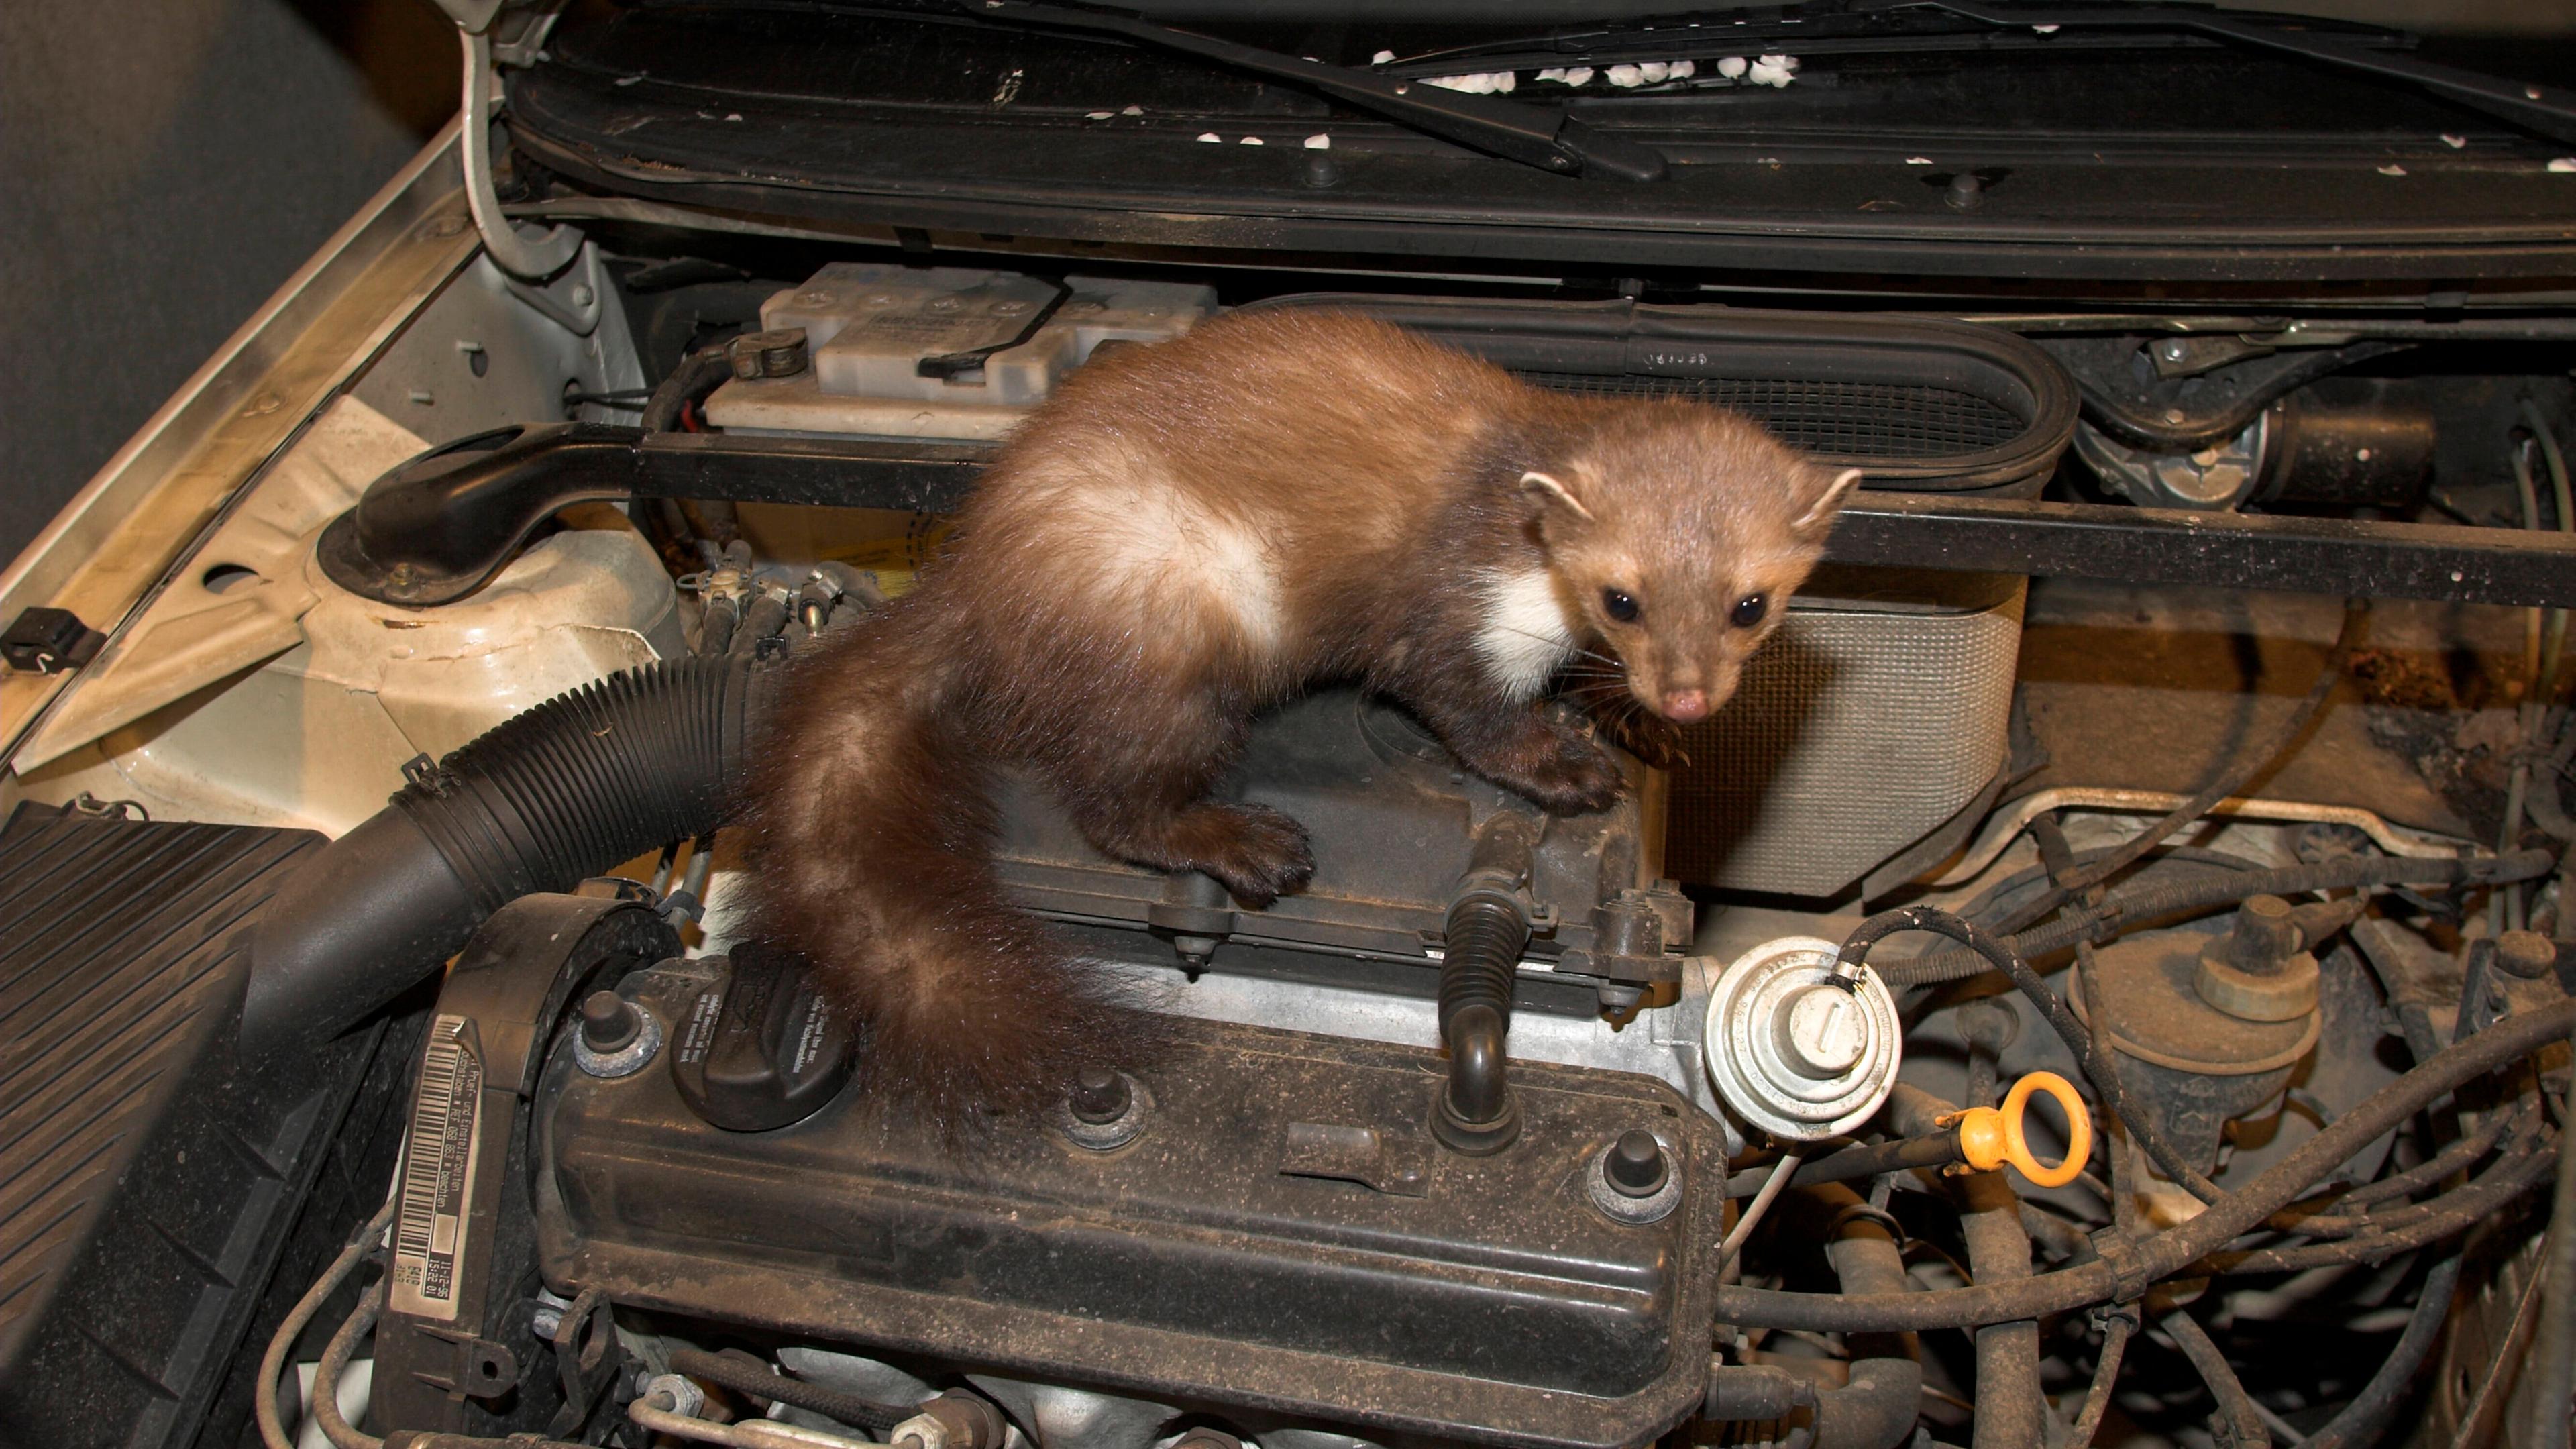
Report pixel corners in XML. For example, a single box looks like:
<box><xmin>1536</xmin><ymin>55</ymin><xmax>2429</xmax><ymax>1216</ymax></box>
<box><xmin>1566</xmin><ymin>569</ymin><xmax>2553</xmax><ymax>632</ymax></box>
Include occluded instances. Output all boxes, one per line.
<box><xmin>961</xmin><ymin>0</ymin><xmax>1668</xmax><ymax>181</ymax></box>
<box><xmin>1900</xmin><ymin>3</ymin><xmax>2576</xmax><ymax>146</ymax></box>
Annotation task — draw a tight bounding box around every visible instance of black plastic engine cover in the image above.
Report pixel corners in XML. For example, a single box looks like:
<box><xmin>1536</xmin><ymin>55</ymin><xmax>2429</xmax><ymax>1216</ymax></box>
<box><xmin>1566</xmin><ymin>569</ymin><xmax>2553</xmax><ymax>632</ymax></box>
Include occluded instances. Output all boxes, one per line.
<box><xmin>533</xmin><ymin>961</ymin><xmax>1719</xmax><ymax>1448</ymax></box>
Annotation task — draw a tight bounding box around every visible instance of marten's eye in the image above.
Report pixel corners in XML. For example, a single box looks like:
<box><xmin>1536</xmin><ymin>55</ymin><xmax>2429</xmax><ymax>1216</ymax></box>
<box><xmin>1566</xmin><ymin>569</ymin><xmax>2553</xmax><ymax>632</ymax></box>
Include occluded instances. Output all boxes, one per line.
<box><xmin>1601</xmin><ymin>588</ymin><xmax>1640</xmax><ymax>623</ymax></box>
<box><xmin>1729</xmin><ymin>593</ymin><xmax>1768</xmax><ymax>628</ymax></box>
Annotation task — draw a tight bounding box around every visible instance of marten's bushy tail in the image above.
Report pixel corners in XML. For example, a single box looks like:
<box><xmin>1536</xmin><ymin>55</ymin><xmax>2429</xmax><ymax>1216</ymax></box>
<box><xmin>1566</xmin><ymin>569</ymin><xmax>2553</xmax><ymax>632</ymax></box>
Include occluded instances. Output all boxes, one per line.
<box><xmin>732</xmin><ymin>604</ymin><xmax>1161</xmax><ymax>1131</ymax></box>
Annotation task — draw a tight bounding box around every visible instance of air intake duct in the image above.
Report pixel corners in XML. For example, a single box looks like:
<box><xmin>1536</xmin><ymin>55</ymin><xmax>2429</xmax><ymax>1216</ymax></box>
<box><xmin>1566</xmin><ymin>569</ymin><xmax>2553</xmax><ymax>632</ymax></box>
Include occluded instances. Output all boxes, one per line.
<box><xmin>238</xmin><ymin>653</ymin><xmax>779</xmax><ymax>1057</ymax></box>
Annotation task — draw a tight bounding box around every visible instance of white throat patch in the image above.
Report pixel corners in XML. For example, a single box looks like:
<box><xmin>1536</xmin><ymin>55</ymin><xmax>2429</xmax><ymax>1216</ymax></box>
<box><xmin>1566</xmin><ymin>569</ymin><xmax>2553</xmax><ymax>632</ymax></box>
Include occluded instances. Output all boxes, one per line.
<box><xmin>1474</xmin><ymin>568</ymin><xmax>1579</xmax><ymax>702</ymax></box>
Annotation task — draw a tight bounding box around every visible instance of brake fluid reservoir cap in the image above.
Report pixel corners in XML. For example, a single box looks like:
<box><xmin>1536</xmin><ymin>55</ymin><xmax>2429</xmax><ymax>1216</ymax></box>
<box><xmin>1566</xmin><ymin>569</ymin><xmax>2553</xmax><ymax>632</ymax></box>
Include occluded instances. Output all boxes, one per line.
<box><xmin>1705</xmin><ymin>936</ymin><xmax>1902</xmax><ymax>1141</ymax></box>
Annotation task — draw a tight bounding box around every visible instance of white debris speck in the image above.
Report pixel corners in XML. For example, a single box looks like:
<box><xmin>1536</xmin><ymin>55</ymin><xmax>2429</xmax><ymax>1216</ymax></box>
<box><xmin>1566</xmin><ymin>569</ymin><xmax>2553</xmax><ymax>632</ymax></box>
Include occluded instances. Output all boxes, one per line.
<box><xmin>1716</xmin><ymin>56</ymin><xmax>1749</xmax><ymax>78</ymax></box>
<box><xmin>1427</xmin><ymin>71</ymin><xmax>1518</xmax><ymax>93</ymax></box>
<box><xmin>1607</xmin><ymin>64</ymin><xmax>1645</xmax><ymax>87</ymax></box>
<box><xmin>1746</xmin><ymin>54</ymin><xmax>1799</xmax><ymax>87</ymax></box>
<box><xmin>2357</xmin><ymin>447</ymin><xmax>2373</xmax><ymax>461</ymax></box>
<box><xmin>1304</xmin><ymin>133</ymin><xmax>1332</xmax><ymax>150</ymax></box>
<box><xmin>724</xmin><ymin>113</ymin><xmax>743</xmax><ymax>121</ymax></box>
<box><xmin>1907</xmin><ymin>156</ymin><xmax>1935</xmax><ymax>166</ymax></box>
<box><xmin>1240</xmin><ymin>136</ymin><xmax>1263</xmax><ymax>144</ymax></box>
<box><xmin>1372</xmin><ymin>49</ymin><xmax>1396</xmax><ymax>64</ymax></box>
<box><xmin>2443</xmin><ymin>133</ymin><xmax>2467</xmax><ymax>148</ymax></box>
<box><xmin>991</xmin><ymin>67</ymin><xmax>1024</xmax><ymax>106</ymax></box>
<box><xmin>2378</xmin><ymin>163</ymin><xmax>2406</xmax><ymax>176</ymax></box>
<box><xmin>2551</xmin><ymin>157</ymin><xmax>2576</xmax><ymax>172</ymax></box>
<box><xmin>614</xmin><ymin>74</ymin><xmax>644</xmax><ymax>87</ymax></box>
<box><xmin>1564</xmin><ymin>66</ymin><xmax>1595</xmax><ymax>86</ymax></box>
<box><xmin>2033</xmin><ymin>23</ymin><xmax>2060</xmax><ymax>33</ymax></box>
<box><xmin>1197</xmin><ymin>132</ymin><xmax>1222</xmax><ymax>142</ymax></box>
<box><xmin>1087</xmin><ymin>111</ymin><xmax>1114</xmax><ymax>120</ymax></box>
<box><xmin>1671</xmin><ymin>60</ymin><xmax>1696</xmax><ymax>78</ymax></box>
<box><xmin>1121</xmin><ymin>104</ymin><xmax>1144</xmax><ymax>115</ymax></box>
<box><xmin>1638</xmin><ymin>62</ymin><xmax>1672</xmax><ymax>83</ymax></box>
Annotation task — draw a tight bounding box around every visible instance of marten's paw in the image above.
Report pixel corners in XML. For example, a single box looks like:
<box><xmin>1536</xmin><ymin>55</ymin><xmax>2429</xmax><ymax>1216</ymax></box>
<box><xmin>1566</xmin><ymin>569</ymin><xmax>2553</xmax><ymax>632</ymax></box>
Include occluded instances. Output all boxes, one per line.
<box><xmin>1505</xmin><ymin>724</ymin><xmax>1627</xmax><ymax>817</ymax></box>
<box><xmin>1181</xmin><ymin>802</ymin><xmax>1316</xmax><ymax>908</ymax></box>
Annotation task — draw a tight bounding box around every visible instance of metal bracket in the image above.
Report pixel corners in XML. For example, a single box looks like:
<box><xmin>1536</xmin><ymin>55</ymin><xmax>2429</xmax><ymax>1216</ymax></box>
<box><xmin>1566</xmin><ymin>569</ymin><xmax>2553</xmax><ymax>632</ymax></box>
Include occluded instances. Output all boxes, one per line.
<box><xmin>458</xmin><ymin>27</ymin><xmax>582</xmax><ymax>280</ymax></box>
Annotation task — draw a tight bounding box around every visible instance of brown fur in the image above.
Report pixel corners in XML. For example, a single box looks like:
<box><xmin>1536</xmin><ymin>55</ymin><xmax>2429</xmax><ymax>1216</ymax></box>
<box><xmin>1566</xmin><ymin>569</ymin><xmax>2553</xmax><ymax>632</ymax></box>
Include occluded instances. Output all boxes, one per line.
<box><xmin>734</xmin><ymin>310</ymin><xmax>1859</xmax><ymax>1130</ymax></box>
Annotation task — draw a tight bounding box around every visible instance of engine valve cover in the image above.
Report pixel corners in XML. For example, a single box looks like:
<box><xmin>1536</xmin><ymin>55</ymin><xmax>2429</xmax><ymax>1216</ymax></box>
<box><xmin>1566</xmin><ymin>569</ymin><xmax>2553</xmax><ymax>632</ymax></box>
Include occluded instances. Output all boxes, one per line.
<box><xmin>533</xmin><ymin>963</ymin><xmax>1720</xmax><ymax>1449</ymax></box>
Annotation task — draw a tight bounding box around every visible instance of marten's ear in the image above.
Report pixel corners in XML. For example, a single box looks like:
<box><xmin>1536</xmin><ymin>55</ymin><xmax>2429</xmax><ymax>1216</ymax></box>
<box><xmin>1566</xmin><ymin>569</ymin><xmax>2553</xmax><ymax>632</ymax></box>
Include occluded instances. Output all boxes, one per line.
<box><xmin>1794</xmin><ymin>466</ymin><xmax>1864</xmax><ymax>538</ymax></box>
<box><xmin>1521</xmin><ymin>470</ymin><xmax>1597</xmax><ymax>523</ymax></box>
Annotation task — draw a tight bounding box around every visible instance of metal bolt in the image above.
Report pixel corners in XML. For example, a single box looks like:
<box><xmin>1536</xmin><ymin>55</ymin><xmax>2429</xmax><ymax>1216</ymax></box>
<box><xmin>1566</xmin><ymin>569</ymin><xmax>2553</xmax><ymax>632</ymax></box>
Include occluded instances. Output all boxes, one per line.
<box><xmin>571</xmin><ymin>284</ymin><xmax>596</xmax><ymax>307</ymax></box>
<box><xmin>2160</xmin><ymin>339</ymin><xmax>2189</xmax><ymax>361</ymax></box>
<box><xmin>2498</xmin><ymin>930</ymin><xmax>2557</xmax><ymax>980</ymax></box>
<box><xmin>1070</xmin><ymin>1065</ymin><xmax>1132</xmax><ymax>1124</ymax></box>
<box><xmin>1605</xmin><ymin>1130</ymin><xmax>1669</xmax><ymax>1198</ymax></box>
<box><xmin>1944</xmin><ymin>172</ymin><xmax>1982</xmax><ymax>210</ymax></box>
<box><xmin>579</xmin><ymin>991</ymin><xmax>641</xmax><ymax>1053</ymax></box>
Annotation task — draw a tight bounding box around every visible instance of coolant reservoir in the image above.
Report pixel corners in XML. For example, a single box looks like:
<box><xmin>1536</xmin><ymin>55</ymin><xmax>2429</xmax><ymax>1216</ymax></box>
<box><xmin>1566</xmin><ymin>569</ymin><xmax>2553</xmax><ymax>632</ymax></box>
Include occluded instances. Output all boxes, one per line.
<box><xmin>703</xmin><ymin>263</ymin><xmax>1216</xmax><ymax>441</ymax></box>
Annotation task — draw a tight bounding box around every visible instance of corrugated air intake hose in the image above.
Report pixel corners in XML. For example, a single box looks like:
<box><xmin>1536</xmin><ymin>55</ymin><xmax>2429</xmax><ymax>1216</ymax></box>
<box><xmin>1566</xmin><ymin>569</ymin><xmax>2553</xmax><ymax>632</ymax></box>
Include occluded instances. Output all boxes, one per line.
<box><xmin>237</xmin><ymin>653</ymin><xmax>781</xmax><ymax>1057</ymax></box>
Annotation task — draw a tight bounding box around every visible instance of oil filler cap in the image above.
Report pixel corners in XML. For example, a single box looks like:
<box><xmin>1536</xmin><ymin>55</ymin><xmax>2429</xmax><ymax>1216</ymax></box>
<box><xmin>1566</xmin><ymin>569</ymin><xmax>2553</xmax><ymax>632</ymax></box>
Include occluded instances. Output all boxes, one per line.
<box><xmin>670</xmin><ymin>945</ymin><xmax>855</xmax><ymax>1131</ymax></box>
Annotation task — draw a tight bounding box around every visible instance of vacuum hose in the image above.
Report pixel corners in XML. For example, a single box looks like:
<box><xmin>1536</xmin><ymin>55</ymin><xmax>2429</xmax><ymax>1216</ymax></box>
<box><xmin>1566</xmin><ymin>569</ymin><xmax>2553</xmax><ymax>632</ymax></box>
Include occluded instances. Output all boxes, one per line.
<box><xmin>238</xmin><ymin>654</ymin><xmax>780</xmax><ymax>1057</ymax></box>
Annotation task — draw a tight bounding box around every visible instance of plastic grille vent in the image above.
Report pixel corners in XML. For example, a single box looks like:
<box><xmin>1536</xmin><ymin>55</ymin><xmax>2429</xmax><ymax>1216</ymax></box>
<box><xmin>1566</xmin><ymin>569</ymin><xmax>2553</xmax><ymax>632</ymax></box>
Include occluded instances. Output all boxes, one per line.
<box><xmin>1664</xmin><ymin>582</ymin><xmax>2025</xmax><ymax>896</ymax></box>
<box><xmin>1516</xmin><ymin>373</ymin><xmax>2026</xmax><ymax>459</ymax></box>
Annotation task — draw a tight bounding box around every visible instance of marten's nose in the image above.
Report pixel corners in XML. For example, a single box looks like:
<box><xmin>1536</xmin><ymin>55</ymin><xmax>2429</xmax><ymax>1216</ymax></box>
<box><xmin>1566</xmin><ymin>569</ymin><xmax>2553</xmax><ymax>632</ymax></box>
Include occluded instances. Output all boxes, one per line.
<box><xmin>1660</xmin><ymin>689</ymin><xmax>1710</xmax><ymax>722</ymax></box>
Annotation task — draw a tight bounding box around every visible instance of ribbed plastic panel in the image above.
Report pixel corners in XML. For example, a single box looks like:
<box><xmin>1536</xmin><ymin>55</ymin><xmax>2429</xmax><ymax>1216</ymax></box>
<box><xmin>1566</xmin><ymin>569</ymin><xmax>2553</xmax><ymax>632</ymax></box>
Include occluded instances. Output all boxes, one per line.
<box><xmin>1666</xmin><ymin>572</ymin><xmax>2025</xmax><ymax>896</ymax></box>
<box><xmin>0</xmin><ymin>806</ymin><xmax>360</xmax><ymax>1449</ymax></box>
<box><xmin>1516</xmin><ymin>373</ymin><xmax>2027</xmax><ymax>459</ymax></box>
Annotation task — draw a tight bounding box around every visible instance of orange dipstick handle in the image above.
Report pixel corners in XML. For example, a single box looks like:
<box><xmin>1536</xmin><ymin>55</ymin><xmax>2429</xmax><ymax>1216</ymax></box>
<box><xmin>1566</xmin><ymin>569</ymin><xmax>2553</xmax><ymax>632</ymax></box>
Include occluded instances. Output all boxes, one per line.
<box><xmin>1948</xmin><ymin>1071</ymin><xmax>2092</xmax><ymax>1189</ymax></box>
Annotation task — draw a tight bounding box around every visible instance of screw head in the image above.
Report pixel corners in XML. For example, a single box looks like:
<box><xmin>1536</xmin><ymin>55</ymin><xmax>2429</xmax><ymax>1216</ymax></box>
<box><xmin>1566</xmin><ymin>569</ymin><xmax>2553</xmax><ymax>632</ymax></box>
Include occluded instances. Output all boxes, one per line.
<box><xmin>2160</xmin><ymin>339</ymin><xmax>2189</xmax><ymax>361</ymax></box>
<box><xmin>1069</xmin><ymin>1065</ymin><xmax>1132</xmax><ymax>1124</ymax></box>
<box><xmin>1605</xmin><ymin>1130</ymin><xmax>1668</xmax><ymax>1197</ymax></box>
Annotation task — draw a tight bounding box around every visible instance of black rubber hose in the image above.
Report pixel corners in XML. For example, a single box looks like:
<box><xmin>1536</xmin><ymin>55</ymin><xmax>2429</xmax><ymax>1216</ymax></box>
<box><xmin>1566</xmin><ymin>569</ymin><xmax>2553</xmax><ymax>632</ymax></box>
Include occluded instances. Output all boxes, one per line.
<box><xmin>1723</xmin><ymin>1132</ymin><xmax>1963</xmax><ymax>1195</ymax></box>
<box><xmin>239</xmin><ymin>653</ymin><xmax>780</xmax><ymax>1056</ymax></box>
<box><xmin>1801</xmin><ymin>1185</ymin><xmax>1924</xmax><ymax>1449</ymax></box>
<box><xmin>1879</xmin><ymin>848</ymin><xmax>2557</xmax><ymax>989</ymax></box>
<box><xmin>665</xmin><ymin>1348</ymin><xmax>914</xmax><ymax>1433</ymax></box>
<box><xmin>2155</xmin><ymin>1306</ymin><xmax>2271</xmax><ymax>1449</ymax></box>
<box><xmin>1712</xmin><ymin>994</ymin><xmax>2576</xmax><ymax>1332</ymax></box>
<box><xmin>1434</xmin><ymin>811</ymin><xmax>1539</xmax><ymax>1151</ymax></box>
<box><xmin>2298</xmin><ymin>1256</ymin><xmax>2463</xmax><ymax>1449</ymax></box>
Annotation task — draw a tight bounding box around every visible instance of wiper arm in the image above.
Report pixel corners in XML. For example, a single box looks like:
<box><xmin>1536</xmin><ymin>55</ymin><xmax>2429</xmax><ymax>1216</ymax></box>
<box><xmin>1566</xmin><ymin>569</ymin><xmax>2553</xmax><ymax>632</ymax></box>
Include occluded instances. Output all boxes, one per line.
<box><xmin>961</xmin><ymin>0</ymin><xmax>1667</xmax><ymax>182</ymax></box>
<box><xmin>1902</xmin><ymin>3</ymin><xmax>2576</xmax><ymax>146</ymax></box>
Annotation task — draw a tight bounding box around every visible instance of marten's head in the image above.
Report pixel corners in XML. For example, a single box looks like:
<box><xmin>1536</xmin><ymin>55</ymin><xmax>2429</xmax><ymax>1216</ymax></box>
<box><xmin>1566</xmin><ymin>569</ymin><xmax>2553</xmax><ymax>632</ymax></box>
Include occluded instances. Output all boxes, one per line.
<box><xmin>1521</xmin><ymin>405</ymin><xmax>1861</xmax><ymax>724</ymax></box>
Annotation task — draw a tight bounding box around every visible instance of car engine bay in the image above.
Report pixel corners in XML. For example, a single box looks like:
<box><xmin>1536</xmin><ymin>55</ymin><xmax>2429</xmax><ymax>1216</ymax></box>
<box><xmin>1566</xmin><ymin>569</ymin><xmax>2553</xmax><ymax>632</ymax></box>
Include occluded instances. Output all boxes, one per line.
<box><xmin>5</xmin><ymin>5</ymin><xmax>2576</xmax><ymax>1448</ymax></box>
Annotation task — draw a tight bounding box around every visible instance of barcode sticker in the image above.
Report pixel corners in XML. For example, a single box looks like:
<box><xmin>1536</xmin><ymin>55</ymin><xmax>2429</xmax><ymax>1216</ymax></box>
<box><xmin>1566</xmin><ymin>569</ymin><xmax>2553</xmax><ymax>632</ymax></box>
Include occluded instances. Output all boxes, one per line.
<box><xmin>389</xmin><ymin>1014</ymin><xmax>485</xmax><ymax>1322</ymax></box>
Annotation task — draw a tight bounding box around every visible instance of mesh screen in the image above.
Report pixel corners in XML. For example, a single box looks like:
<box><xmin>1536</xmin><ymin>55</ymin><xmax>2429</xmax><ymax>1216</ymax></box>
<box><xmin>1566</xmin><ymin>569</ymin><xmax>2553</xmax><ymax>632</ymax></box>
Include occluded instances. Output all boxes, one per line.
<box><xmin>1517</xmin><ymin>372</ymin><xmax>2025</xmax><ymax>458</ymax></box>
<box><xmin>1663</xmin><ymin>584</ymin><xmax>2025</xmax><ymax>896</ymax></box>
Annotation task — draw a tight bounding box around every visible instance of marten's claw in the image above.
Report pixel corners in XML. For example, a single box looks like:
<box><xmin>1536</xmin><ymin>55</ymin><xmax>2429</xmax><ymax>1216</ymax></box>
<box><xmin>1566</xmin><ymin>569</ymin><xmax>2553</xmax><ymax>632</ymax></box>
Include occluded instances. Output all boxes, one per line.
<box><xmin>1188</xmin><ymin>803</ymin><xmax>1316</xmax><ymax>908</ymax></box>
<box><xmin>1511</xmin><ymin>732</ymin><xmax>1627</xmax><ymax>816</ymax></box>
